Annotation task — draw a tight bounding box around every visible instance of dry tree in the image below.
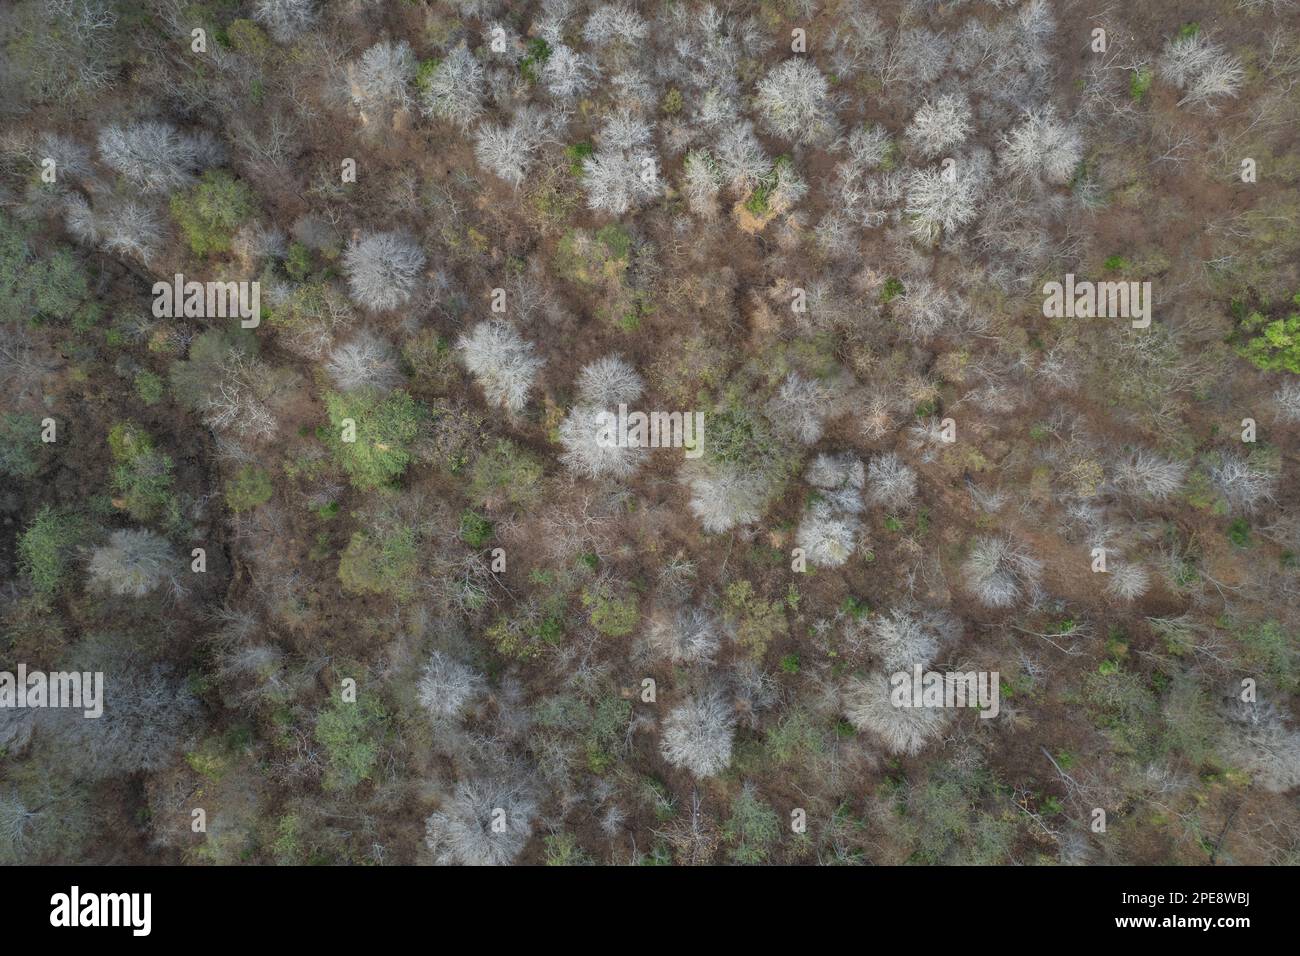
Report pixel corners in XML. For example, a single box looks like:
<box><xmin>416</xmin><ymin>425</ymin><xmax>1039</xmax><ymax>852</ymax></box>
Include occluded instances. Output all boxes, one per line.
<box><xmin>796</xmin><ymin>502</ymin><xmax>863</xmax><ymax>569</ymax></box>
<box><xmin>584</xmin><ymin>4</ymin><xmax>650</xmax><ymax>47</ymax></box>
<box><xmin>904</xmin><ymin>93</ymin><xmax>973</xmax><ymax>159</ymax></box>
<box><xmin>999</xmin><ymin>107</ymin><xmax>1083</xmax><ymax>184</ymax></box>
<box><xmin>575</xmin><ymin>354</ymin><xmax>644</xmax><ymax>407</ymax></box>
<box><xmin>1219</xmin><ymin>699</ymin><xmax>1300</xmax><ymax>793</ymax></box>
<box><xmin>857</xmin><ymin>605</ymin><xmax>960</xmax><ymax>672</ymax></box>
<box><xmin>97</xmin><ymin>121</ymin><xmax>223</xmax><ymax>194</ymax></box>
<box><xmin>342</xmin><ymin>231</ymin><xmax>425</xmax><ymax>312</ymax></box>
<box><xmin>581</xmin><ymin>110</ymin><xmax>661</xmax><ymax>215</ymax></box>
<box><xmin>473</xmin><ymin>107</ymin><xmax>553</xmax><ymax>187</ymax></box>
<box><xmin>417</xmin><ymin>651</ymin><xmax>485</xmax><ymax>720</ymax></box>
<box><xmin>203</xmin><ymin>351</ymin><xmax>284</xmax><ymax>442</ymax></box>
<box><xmin>1159</xmin><ymin>32</ymin><xmax>1245</xmax><ymax>111</ymax></box>
<box><xmin>905</xmin><ymin>160</ymin><xmax>982</xmax><ymax>243</ymax></box>
<box><xmin>41</xmin><ymin>662</ymin><xmax>202</xmax><ymax>779</ymax></box>
<box><xmin>844</xmin><ymin>672</ymin><xmax>950</xmax><ymax>756</ymax></box>
<box><xmin>866</xmin><ymin>452</ymin><xmax>918</xmax><ymax>511</ymax></box>
<box><xmin>894</xmin><ymin>278</ymin><xmax>956</xmax><ymax>341</ymax></box>
<box><xmin>1114</xmin><ymin>450</ymin><xmax>1188</xmax><ymax>500</ymax></box>
<box><xmin>659</xmin><ymin>691</ymin><xmax>736</xmax><ymax>778</ymax></box>
<box><xmin>646</xmin><ymin>605</ymin><xmax>721</xmax><ymax>665</ymax></box>
<box><xmin>685</xmin><ymin>466</ymin><xmax>778</xmax><ymax>534</ymax></box>
<box><xmin>252</xmin><ymin>0</ymin><xmax>318</xmax><ymax>44</ymax></box>
<box><xmin>65</xmin><ymin>194</ymin><xmax>164</xmax><ymax>263</ymax></box>
<box><xmin>962</xmin><ymin>536</ymin><xmax>1042</xmax><ymax>609</ymax></box>
<box><xmin>764</xmin><ymin>372</ymin><xmax>831</xmax><ymax>446</ymax></box>
<box><xmin>1273</xmin><ymin>379</ymin><xmax>1300</xmax><ymax>422</ymax></box>
<box><xmin>558</xmin><ymin>404</ymin><xmax>645</xmax><ymax>480</ymax></box>
<box><xmin>756</xmin><ymin>59</ymin><xmax>839</xmax><ymax>146</ymax></box>
<box><xmin>682</xmin><ymin>150</ymin><xmax>724</xmax><ymax>218</ymax></box>
<box><xmin>325</xmin><ymin>331</ymin><xmax>402</xmax><ymax>394</ymax></box>
<box><xmin>1105</xmin><ymin>562</ymin><xmax>1151</xmax><ymax>602</ymax></box>
<box><xmin>347</xmin><ymin>40</ymin><xmax>416</xmax><ymax>120</ymax></box>
<box><xmin>419</xmin><ymin>42</ymin><xmax>485</xmax><ymax>130</ymax></box>
<box><xmin>1209</xmin><ymin>453</ymin><xmax>1276</xmax><ymax>514</ymax></box>
<box><xmin>87</xmin><ymin>529</ymin><xmax>177</xmax><ymax>598</ymax></box>
<box><xmin>456</xmin><ymin>320</ymin><xmax>544</xmax><ymax>412</ymax></box>
<box><xmin>713</xmin><ymin>120</ymin><xmax>772</xmax><ymax>193</ymax></box>
<box><xmin>424</xmin><ymin>777</ymin><xmax>538</xmax><ymax>865</ymax></box>
<box><xmin>797</xmin><ymin>452</ymin><xmax>866</xmax><ymax>568</ymax></box>
<box><xmin>543</xmin><ymin>43</ymin><xmax>596</xmax><ymax>100</ymax></box>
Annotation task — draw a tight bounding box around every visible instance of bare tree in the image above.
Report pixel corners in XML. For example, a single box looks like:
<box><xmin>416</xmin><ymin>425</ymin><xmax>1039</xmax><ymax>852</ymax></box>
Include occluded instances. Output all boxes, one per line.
<box><xmin>558</xmin><ymin>404</ymin><xmax>645</xmax><ymax>479</ymax></box>
<box><xmin>424</xmin><ymin>777</ymin><xmax>538</xmax><ymax>865</ymax></box>
<box><xmin>765</xmin><ymin>372</ymin><xmax>830</xmax><ymax>446</ymax></box>
<box><xmin>96</xmin><ymin>121</ymin><xmax>222</xmax><ymax>193</ymax></box>
<box><xmin>756</xmin><ymin>59</ymin><xmax>839</xmax><ymax>146</ymax></box>
<box><xmin>1105</xmin><ymin>562</ymin><xmax>1150</xmax><ymax>602</ymax></box>
<box><xmin>647</xmin><ymin>605</ymin><xmax>721</xmax><ymax>665</ymax></box>
<box><xmin>342</xmin><ymin>231</ymin><xmax>425</xmax><ymax>312</ymax></box>
<box><xmin>576</xmin><ymin>355</ymin><xmax>644</xmax><ymax>407</ymax></box>
<box><xmin>582</xmin><ymin>110</ymin><xmax>661</xmax><ymax>215</ymax></box>
<box><xmin>797</xmin><ymin>502</ymin><xmax>863</xmax><ymax>568</ymax></box>
<box><xmin>420</xmin><ymin>42</ymin><xmax>485</xmax><ymax>130</ymax></box>
<box><xmin>253</xmin><ymin>0</ymin><xmax>318</xmax><ymax>44</ymax></box>
<box><xmin>963</xmin><ymin>536</ymin><xmax>1042</xmax><ymax>609</ymax></box>
<box><xmin>1160</xmin><ymin>33</ymin><xmax>1245</xmax><ymax>111</ymax></box>
<box><xmin>866</xmin><ymin>453</ymin><xmax>918</xmax><ymax>511</ymax></box>
<box><xmin>87</xmin><ymin>529</ymin><xmax>177</xmax><ymax>598</ymax></box>
<box><xmin>457</xmin><ymin>320</ymin><xmax>543</xmax><ymax>412</ymax></box>
<box><xmin>347</xmin><ymin>40</ymin><xmax>416</xmax><ymax>122</ymax></box>
<box><xmin>325</xmin><ymin>331</ymin><xmax>402</xmax><ymax>394</ymax></box>
<box><xmin>905</xmin><ymin>160</ymin><xmax>983</xmax><ymax>243</ymax></box>
<box><xmin>417</xmin><ymin>651</ymin><xmax>485</xmax><ymax>720</ymax></box>
<box><xmin>905</xmin><ymin>93</ymin><xmax>973</xmax><ymax>159</ymax></box>
<box><xmin>1210</xmin><ymin>453</ymin><xmax>1276</xmax><ymax>513</ymax></box>
<box><xmin>1000</xmin><ymin>107</ymin><xmax>1084</xmax><ymax>184</ymax></box>
<box><xmin>660</xmin><ymin>691</ymin><xmax>735</xmax><ymax>778</ymax></box>
<box><xmin>844</xmin><ymin>672</ymin><xmax>950</xmax><ymax>756</ymax></box>
<box><xmin>1220</xmin><ymin>700</ymin><xmax>1300</xmax><ymax>793</ymax></box>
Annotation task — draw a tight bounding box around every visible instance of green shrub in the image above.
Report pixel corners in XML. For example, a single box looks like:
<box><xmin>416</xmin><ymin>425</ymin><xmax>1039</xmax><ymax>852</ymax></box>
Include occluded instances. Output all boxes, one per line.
<box><xmin>18</xmin><ymin>506</ymin><xmax>81</xmax><ymax>595</ymax></box>
<box><xmin>107</xmin><ymin>421</ymin><xmax>175</xmax><ymax>522</ymax></box>
<box><xmin>284</xmin><ymin>241</ymin><xmax>312</xmax><ymax>281</ymax></box>
<box><xmin>520</xmin><ymin>37</ymin><xmax>551</xmax><ymax>83</ymax></box>
<box><xmin>170</xmin><ymin>327</ymin><xmax>257</xmax><ymax>411</ymax></box>
<box><xmin>225</xmin><ymin>19</ymin><xmax>270</xmax><ymax>58</ymax></box>
<box><xmin>582</xmin><ymin>581</ymin><xmax>639</xmax><ymax>637</ymax></box>
<box><xmin>1233</xmin><ymin>293</ymin><xmax>1300</xmax><ymax>374</ymax></box>
<box><xmin>467</xmin><ymin>438</ymin><xmax>543</xmax><ymax>508</ymax></box>
<box><xmin>1129</xmin><ymin>67</ymin><xmax>1153</xmax><ymax>102</ymax></box>
<box><xmin>723</xmin><ymin>785</ymin><xmax>781</xmax><ymax>864</ymax></box>
<box><xmin>226</xmin><ymin>465</ymin><xmax>273</xmax><ymax>512</ymax></box>
<box><xmin>459</xmin><ymin>510</ymin><xmax>494</xmax><ymax>548</ymax></box>
<box><xmin>0</xmin><ymin>211</ymin><xmax>94</xmax><ymax>326</ymax></box>
<box><xmin>134</xmin><ymin>370</ymin><xmax>165</xmax><ymax>405</ymax></box>
<box><xmin>706</xmin><ymin>401</ymin><xmax>778</xmax><ymax>470</ymax></box>
<box><xmin>484</xmin><ymin>608</ymin><xmax>564</xmax><ymax>661</ymax></box>
<box><xmin>401</xmin><ymin>331</ymin><xmax>459</xmax><ymax>394</ymax></box>
<box><xmin>169</xmin><ymin>170</ymin><xmax>256</xmax><ymax>257</ymax></box>
<box><xmin>314</xmin><ymin>696</ymin><xmax>386</xmax><ymax>792</ymax></box>
<box><xmin>0</xmin><ymin>412</ymin><xmax>43</xmax><ymax>479</ymax></box>
<box><xmin>543</xmin><ymin>832</ymin><xmax>593</xmax><ymax>865</ymax></box>
<box><xmin>338</xmin><ymin>527</ymin><xmax>419</xmax><ymax>599</ymax></box>
<box><xmin>724</xmin><ymin>580</ymin><xmax>788</xmax><ymax>660</ymax></box>
<box><xmin>1234</xmin><ymin>619</ymin><xmax>1298</xmax><ymax>691</ymax></box>
<box><xmin>565</xmin><ymin>141</ymin><xmax>594</xmax><ymax>175</ymax></box>
<box><xmin>324</xmin><ymin>390</ymin><xmax>423</xmax><ymax>491</ymax></box>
